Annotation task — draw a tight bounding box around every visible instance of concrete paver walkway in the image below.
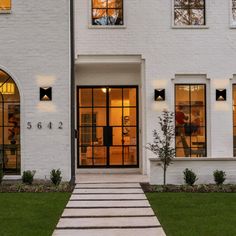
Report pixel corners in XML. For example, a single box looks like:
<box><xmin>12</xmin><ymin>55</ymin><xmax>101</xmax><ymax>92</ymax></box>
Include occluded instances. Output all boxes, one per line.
<box><xmin>53</xmin><ymin>175</ymin><xmax>166</xmax><ymax>236</ymax></box>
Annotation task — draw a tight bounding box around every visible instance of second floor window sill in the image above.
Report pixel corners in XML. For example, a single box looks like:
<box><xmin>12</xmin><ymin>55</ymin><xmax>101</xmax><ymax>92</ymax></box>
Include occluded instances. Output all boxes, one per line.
<box><xmin>88</xmin><ymin>25</ymin><xmax>126</xmax><ymax>29</ymax></box>
<box><xmin>172</xmin><ymin>25</ymin><xmax>209</xmax><ymax>29</ymax></box>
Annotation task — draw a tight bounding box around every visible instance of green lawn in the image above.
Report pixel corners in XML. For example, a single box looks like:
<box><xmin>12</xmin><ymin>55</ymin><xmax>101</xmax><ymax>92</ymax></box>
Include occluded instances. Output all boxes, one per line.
<box><xmin>147</xmin><ymin>193</ymin><xmax>236</xmax><ymax>236</ymax></box>
<box><xmin>0</xmin><ymin>193</ymin><xmax>70</xmax><ymax>236</ymax></box>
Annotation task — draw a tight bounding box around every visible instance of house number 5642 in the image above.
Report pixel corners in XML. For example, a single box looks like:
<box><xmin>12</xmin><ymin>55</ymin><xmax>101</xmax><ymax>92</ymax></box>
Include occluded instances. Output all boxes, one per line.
<box><xmin>27</xmin><ymin>122</ymin><xmax>63</xmax><ymax>130</ymax></box>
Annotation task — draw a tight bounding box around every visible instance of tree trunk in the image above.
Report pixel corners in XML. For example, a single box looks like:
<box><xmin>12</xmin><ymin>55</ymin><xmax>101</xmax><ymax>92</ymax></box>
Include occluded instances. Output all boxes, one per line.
<box><xmin>163</xmin><ymin>166</ymin><xmax>166</xmax><ymax>186</ymax></box>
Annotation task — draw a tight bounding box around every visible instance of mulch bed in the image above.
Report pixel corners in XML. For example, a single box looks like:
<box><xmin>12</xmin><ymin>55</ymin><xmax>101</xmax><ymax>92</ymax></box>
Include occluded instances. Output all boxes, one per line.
<box><xmin>140</xmin><ymin>182</ymin><xmax>236</xmax><ymax>193</ymax></box>
<box><xmin>0</xmin><ymin>180</ymin><xmax>74</xmax><ymax>193</ymax></box>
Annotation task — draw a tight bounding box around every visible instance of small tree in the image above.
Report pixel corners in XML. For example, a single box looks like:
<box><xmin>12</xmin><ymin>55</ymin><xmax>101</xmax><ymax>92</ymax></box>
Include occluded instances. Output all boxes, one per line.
<box><xmin>146</xmin><ymin>110</ymin><xmax>175</xmax><ymax>186</ymax></box>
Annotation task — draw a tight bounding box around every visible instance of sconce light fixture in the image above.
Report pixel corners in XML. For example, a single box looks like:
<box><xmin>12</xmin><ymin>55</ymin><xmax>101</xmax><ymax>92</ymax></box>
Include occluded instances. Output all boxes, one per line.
<box><xmin>154</xmin><ymin>89</ymin><xmax>165</xmax><ymax>101</ymax></box>
<box><xmin>40</xmin><ymin>87</ymin><xmax>52</xmax><ymax>101</ymax></box>
<box><xmin>216</xmin><ymin>89</ymin><xmax>226</xmax><ymax>101</ymax></box>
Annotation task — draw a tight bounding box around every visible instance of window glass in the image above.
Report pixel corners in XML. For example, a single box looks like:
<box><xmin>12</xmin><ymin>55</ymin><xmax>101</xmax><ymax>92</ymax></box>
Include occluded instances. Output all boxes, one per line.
<box><xmin>0</xmin><ymin>0</ymin><xmax>11</xmax><ymax>11</ymax></box>
<box><xmin>174</xmin><ymin>0</ymin><xmax>205</xmax><ymax>26</ymax></box>
<box><xmin>175</xmin><ymin>84</ymin><xmax>206</xmax><ymax>157</ymax></box>
<box><xmin>92</xmin><ymin>0</ymin><xmax>123</xmax><ymax>25</ymax></box>
<box><xmin>232</xmin><ymin>0</ymin><xmax>236</xmax><ymax>26</ymax></box>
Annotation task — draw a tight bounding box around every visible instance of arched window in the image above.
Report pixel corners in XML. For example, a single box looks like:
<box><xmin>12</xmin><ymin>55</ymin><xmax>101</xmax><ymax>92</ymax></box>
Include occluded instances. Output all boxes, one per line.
<box><xmin>0</xmin><ymin>70</ymin><xmax>20</xmax><ymax>175</ymax></box>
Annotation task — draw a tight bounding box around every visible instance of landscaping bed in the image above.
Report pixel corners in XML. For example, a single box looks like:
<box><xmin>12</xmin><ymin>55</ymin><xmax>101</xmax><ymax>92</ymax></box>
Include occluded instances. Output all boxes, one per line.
<box><xmin>141</xmin><ymin>182</ymin><xmax>236</xmax><ymax>193</ymax></box>
<box><xmin>0</xmin><ymin>180</ymin><xmax>74</xmax><ymax>193</ymax></box>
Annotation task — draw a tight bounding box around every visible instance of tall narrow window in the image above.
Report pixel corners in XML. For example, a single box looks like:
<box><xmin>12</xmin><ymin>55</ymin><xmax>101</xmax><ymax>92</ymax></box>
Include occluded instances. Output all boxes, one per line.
<box><xmin>92</xmin><ymin>0</ymin><xmax>123</xmax><ymax>26</ymax></box>
<box><xmin>232</xmin><ymin>0</ymin><xmax>236</xmax><ymax>26</ymax></box>
<box><xmin>174</xmin><ymin>0</ymin><xmax>205</xmax><ymax>26</ymax></box>
<box><xmin>175</xmin><ymin>84</ymin><xmax>206</xmax><ymax>157</ymax></box>
<box><xmin>0</xmin><ymin>0</ymin><xmax>11</xmax><ymax>11</ymax></box>
<box><xmin>233</xmin><ymin>85</ymin><xmax>236</xmax><ymax>156</ymax></box>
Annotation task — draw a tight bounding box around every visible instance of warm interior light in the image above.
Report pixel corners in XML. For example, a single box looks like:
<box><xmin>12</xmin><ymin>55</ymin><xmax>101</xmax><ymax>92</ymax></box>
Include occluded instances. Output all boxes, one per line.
<box><xmin>0</xmin><ymin>82</ymin><xmax>15</xmax><ymax>94</ymax></box>
<box><xmin>0</xmin><ymin>0</ymin><xmax>11</xmax><ymax>10</ymax></box>
<box><xmin>101</xmin><ymin>88</ymin><xmax>111</xmax><ymax>93</ymax></box>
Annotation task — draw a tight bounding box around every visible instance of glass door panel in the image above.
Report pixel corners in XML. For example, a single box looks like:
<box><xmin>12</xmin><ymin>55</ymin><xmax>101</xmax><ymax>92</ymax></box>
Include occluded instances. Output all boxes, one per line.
<box><xmin>110</xmin><ymin>147</ymin><xmax>123</xmax><ymax>165</ymax></box>
<box><xmin>78</xmin><ymin>86</ymin><xmax>138</xmax><ymax>167</ymax></box>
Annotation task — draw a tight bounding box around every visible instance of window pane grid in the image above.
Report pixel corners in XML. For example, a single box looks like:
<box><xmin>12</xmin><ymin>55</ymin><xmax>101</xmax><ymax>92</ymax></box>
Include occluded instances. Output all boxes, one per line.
<box><xmin>92</xmin><ymin>0</ymin><xmax>123</xmax><ymax>26</ymax></box>
<box><xmin>174</xmin><ymin>0</ymin><xmax>205</xmax><ymax>26</ymax></box>
<box><xmin>175</xmin><ymin>84</ymin><xmax>206</xmax><ymax>158</ymax></box>
<box><xmin>78</xmin><ymin>87</ymin><xmax>138</xmax><ymax>167</ymax></box>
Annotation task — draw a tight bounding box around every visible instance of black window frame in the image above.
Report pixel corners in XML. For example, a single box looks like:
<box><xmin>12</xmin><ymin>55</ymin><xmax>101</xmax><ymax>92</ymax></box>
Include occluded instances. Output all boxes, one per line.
<box><xmin>174</xmin><ymin>0</ymin><xmax>206</xmax><ymax>26</ymax></box>
<box><xmin>91</xmin><ymin>0</ymin><xmax>124</xmax><ymax>26</ymax></box>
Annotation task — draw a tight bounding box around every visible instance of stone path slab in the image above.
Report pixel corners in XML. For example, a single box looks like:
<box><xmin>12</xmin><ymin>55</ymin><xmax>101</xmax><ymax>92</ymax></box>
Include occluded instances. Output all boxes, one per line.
<box><xmin>66</xmin><ymin>200</ymin><xmax>150</xmax><ymax>208</ymax></box>
<box><xmin>53</xmin><ymin>178</ymin><xmax>166</xmax><ymax>236</ymax></box>
<box><xmin>62</xmin><ymin>207</ymin><xmax>155</xmax><ymax>217</ymax></box>
<box><xmin>54</xmin><ymin>228</ymin><xmax>166</xmax><ymax>236</ymax></box>
<box><xmin>74</xmin><ymin>188</ymin><xmax>143</xmax><ymax>194</ymax></box>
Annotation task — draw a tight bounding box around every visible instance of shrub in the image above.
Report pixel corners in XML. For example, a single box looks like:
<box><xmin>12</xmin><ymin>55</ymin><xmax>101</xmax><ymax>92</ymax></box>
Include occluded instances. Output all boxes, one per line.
<box><xmin>183</xmin><ymin>168</ymin><xmax>198</xmax><ymax>186</ymax></box>
<box><xmin>50</xmin><ymin>169</ymin><xmax>62</xmax><ymax>186</ymax></box>
<box><xmin>213</xmin><ymin>170</ymin><xmax>226</xmax><ymax>185</ymax></box>
<box><xmin>22</xmin><ymin>170</ymin><xmax>36</xmax><ymax>185</ymax></box>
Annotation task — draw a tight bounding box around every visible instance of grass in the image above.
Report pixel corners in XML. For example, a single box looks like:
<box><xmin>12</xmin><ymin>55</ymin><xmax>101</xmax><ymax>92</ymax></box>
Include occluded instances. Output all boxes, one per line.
<box><xmin>0</xmin><ymin>193</ymin><xmax>70</xmax><ymax>236</ymax></box>
<box><xmin>147</xmin><ymin>193</ymin><xmax>236</xmax><ymax>236</ymax></box>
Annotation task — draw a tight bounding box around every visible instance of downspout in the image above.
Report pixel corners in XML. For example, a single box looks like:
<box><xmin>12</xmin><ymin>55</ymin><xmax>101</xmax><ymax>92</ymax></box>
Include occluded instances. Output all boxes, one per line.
<box><xmin>70</xmin><ymin>0</ymin><xmax>76</xmax><ymax>185</ymax></box>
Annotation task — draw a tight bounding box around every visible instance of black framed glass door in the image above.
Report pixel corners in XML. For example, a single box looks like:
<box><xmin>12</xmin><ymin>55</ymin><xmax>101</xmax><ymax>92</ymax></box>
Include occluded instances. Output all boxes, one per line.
<box><xmin>77</xmin><ymin>86</ymin><xmax>139</xmax><ymax>168</ymax></box>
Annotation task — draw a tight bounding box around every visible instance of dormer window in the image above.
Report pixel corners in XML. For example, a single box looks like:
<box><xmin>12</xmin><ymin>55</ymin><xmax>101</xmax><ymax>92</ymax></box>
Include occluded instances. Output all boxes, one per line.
<box><xmin>92</xmin><ymin>0</ymin><xmax>123</xmax><ymax>26</ymax></box>
<box><xmin>174</xmin><ymin>0</ymin><xmax>205</xmax><ymax>26</ymax></box>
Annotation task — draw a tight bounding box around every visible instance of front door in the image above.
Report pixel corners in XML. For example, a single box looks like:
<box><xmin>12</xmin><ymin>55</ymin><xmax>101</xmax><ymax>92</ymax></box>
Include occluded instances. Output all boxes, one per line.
<box><xmin>77</xmin><ymin>86</ymin><xmax>139</xmax><ymax>168</ymax></box>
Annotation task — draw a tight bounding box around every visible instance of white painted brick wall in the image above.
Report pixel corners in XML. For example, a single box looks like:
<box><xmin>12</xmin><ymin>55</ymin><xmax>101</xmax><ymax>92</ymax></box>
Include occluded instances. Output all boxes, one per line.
<box><xmin>0</xmin><ymin>0</ymin><xmax>71</xmax><ymax>180</ymax></box>
<box><xmin>75</xmin><ymin>0</ymin><xmax>236</xmax><ymax>176</ymax></box>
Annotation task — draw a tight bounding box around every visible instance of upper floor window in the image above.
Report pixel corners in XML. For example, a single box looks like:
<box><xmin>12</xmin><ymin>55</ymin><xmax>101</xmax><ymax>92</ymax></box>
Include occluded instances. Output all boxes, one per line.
<box><xmin>92</xmin><ymin>0</ymin><xmax>123</xmax><ymax>26</ymax></box>
<box><xmin>232</xmin><ymin>0</ymin><xmax>236</xmax><ymax>26</ymax></box>
<box><xmin>174</xmin><ymin>0</ymin><xmax>205</xmax><ymax>26</ymax></box>
<box><xmin>0</xmin><ymin>0</ymin><xmax>11</xmax><ymax>11</ymax></box>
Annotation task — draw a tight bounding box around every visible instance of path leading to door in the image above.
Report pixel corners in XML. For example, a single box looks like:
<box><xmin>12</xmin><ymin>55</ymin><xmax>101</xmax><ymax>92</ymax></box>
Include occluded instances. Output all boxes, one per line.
<box><xmin>53</xmin><ymin>174</ymin><xmax>166</xmax><ymax>236</ymax></box>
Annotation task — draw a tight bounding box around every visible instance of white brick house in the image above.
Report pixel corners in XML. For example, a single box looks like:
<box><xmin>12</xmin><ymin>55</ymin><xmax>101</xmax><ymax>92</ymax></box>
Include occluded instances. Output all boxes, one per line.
<box><xmin>1</xmin><ymin>0</ymin><xmax>236</xmax><ymax>184</ymax></box>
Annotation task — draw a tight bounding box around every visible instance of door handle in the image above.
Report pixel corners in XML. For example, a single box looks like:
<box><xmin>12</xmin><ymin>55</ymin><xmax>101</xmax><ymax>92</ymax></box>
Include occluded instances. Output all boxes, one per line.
<box><xmin>103</xmin><ymin>126</ymin><xmax>113</xmax><ymax>146</ymax></box>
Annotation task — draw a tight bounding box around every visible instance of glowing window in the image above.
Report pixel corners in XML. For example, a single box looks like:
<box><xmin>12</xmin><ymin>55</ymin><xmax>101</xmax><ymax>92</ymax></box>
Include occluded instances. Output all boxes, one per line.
<box><xmin>92</xmin><ymin>0</ymin><xmax>123</xmax><ymax>26</ymax></box>
<box><xmin>0</xmin><ymin>0</ymin><xmax>11</xmax><ymax>11</ymax></box>
<box><xmin>175</xmin><ymin>84</ymin><xmax>206</xmax><ymax>157</ymax></box>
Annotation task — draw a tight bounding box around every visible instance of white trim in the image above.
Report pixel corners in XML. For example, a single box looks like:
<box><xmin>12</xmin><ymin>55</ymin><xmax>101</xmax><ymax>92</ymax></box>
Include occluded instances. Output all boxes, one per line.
<box><xmin>88</xmin><ymin>0</ymin><xmax>126</xmax><ymax>29</ymax></box>
<box><xmin>76</xmin><ymin>55</ymin><xmax>142</xmax><ymax>64</ymax></box>
<box><xmin>0</xmin><ymin>10</ymin><xmax>11</xmax><ymax>14</ymax></box>
<box><xmin>171</xmin><ymin>0</ymin><xmax>209</xmax><ymax>29</ymax></box>
<box><xmin>3</xmin><ymin>175</ymin><xmax>21</xmax><ymax>180</ymax></box>
<box><xmin>150</xmin><ymin>157</ymin><xmax>236</xmax><ymax>162</ymax></box>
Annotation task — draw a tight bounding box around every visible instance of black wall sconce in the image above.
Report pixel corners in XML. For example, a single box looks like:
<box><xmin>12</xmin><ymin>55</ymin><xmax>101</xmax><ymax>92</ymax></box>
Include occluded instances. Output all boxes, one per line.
<box><xmin>154</xmin><ymin>89</ymin><xmax>165</xmax><ymax>101</ymax></box>
<box><xmin>40</xmin><ymin>87</ymin><xmax>52</xmax><ymax>101</ymax></box>
<box><xmin>216</xmin><ymin>89</ymin><xmax>226</xmax><ymax>101</ymax></box>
